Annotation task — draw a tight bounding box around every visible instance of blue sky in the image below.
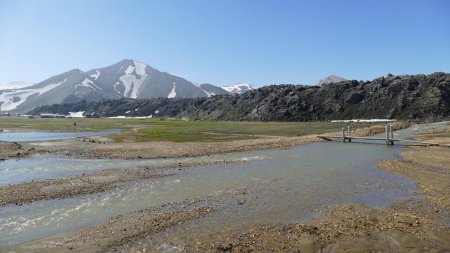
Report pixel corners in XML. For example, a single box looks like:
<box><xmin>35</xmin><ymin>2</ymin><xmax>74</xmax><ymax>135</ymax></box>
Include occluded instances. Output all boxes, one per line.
<box><xmin>0</xmin><ymin>0</ymin><xmax>449</xmax><ymax>87</ymax></box>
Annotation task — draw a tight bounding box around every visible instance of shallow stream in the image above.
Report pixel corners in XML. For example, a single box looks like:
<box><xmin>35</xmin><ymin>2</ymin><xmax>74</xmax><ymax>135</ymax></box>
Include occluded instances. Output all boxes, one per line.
<box><xmin>0</xmin><ymin>122</ymin><xmax>446</xmax><ymax>248</ymax></box>
<box><xmin>0</xmin><ymin>129</ymin><xmax>121</xmax><ymax>142</ymax></box>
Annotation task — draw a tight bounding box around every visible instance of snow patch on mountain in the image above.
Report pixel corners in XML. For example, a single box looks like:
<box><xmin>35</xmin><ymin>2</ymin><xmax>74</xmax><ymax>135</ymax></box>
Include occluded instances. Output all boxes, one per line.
<box><xmin>195</xmin><ymin>84</ymin><xmax>214</xmax><ymax>97</ymax></box>
<box><xmin>113</xmin><ymin>82</ymin><xmax>121</xmax><ymax>94</ymax></box>
<box><xmin>202</xmin><ymin>89</ymin><xmax>215</xmax><ymax>97</ymax></box>
<box><xmin>125</xmin><ymin>65</ymin><xmax>135</xmax><ymax>75</ymax></box>
<box><xmin>75</xmin><ymin>79</ymin><xmax>100</xmax><ymax>90</ymax></box>
<box><xmin>134</xmin><ymin>60</ymin><xmax>147</xmax><ymax>76</ymax></box>
<box><xmin>119</xmin><ymin>62</ymin><xmax>148</xmax><ymax>98</ymax></box>
<box><xmin>89</xmin><ymin>70</ymin><xmax>100</xmax><ymax>80</ymax></box>
<box><xmin>0</xmin><ymin>82</ymin><xmax>33</xmax><ymax>90</ymax></box>
<box><xmin>168</xmin><ymin>83</ymin><xmax>177</xmax><ymax>98</ymax></box>
<box><xmin>69</xmin><ymin>111</ymin><xmax>85</xmax><ymax>118</ymax></box>
<box><xmin>0</xmin><ymin>79</ymin><xmax>66</xmax><ymax>111</ymax></box>
<box><xmin>222</xmin><ymin>83</ymin><xmax>255</xmax><ymax>94</ymax></box>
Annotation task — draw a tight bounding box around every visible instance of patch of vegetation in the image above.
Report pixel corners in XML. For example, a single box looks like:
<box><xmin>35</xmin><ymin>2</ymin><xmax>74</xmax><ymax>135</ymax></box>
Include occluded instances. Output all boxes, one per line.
<box><xmin>0</xmin><ymin>118</ymin><xmax>150</xmax><ymax>132</ymax></box>
<box><xmin>0</xmin><ymin>118</ymin><xmax>375</xmax><ymax>143</ymax></box>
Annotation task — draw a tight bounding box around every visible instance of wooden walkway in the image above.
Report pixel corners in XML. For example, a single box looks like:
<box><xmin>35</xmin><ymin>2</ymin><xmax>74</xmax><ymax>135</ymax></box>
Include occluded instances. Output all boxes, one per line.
<box><xmin>318</xmin><ymin>125</ymin><xmax>450</xmax><ymax>147</ymax></box>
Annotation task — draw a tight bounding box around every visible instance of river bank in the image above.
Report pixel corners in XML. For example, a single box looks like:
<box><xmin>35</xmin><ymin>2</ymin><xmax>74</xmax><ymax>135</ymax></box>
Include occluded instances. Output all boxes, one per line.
<box><xmin>0</xmin><ymin>141</ymin><xmax>34</xmax><ymax>160</ymax></box>
<box><xmin>109</xmin><ymin>130</ymin><xmax>450</xmax><ymax>252</ymax></box>
<box><xmin>0</xmin><ymin>160</ymin><xmax>233</xmax><ymax>207</ymax></box>
<box><xmin>1</xmin><ymin>122</ymin><xmax>407</xmax><ymax>160</ymax></box>
<box><xmin>110</xmin><ymin>140</ymin><xmax>449</xmax><ymax>252</ymax></box>
<box><xmin>6</xmin><ymin>135</ymin><xmax>449</xmax><ymax>252</ymax></box>
<box><xmin>3</xmin><ymin>122</ymin><xmax>449</xmax><ymax>252</ymax></box>
<box><xmin>0</xmin><ymin>122</ymin><xmax>406</xmax><ymax>208</ymax></box>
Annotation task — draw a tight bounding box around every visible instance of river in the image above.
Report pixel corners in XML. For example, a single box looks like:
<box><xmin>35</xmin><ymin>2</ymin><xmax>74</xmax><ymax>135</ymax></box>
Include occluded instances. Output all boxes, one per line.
<box><xmin>0</xmin><ymin>129</ymin><xmax>121</xmax><ymax>142</ymax></box>
<box><xmin>0</xmin><ymin>122</ymin><xmax>446</xmax><ymax>248</ymax></box>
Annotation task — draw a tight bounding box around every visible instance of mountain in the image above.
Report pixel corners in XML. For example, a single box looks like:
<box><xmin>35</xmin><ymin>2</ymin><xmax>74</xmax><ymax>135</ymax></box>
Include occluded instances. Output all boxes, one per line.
<box><xmin>0</xmin><ymin>60</ymin><xmax>227</xmax><ymax>112</ymax></box>
<box><xmin>197</xmin><ymin>83</ymin><xmax>229</xmax><ymax>97</ymax></box>
<box><xmin>317</xmin><ymin>75</ymin><xmax>346</xmax><ymax>86</ymax></box>
<box><xmin>222</xmin><ymin>83</ymin><xmax>255</xmax><ymax>94</ymax></box>
<box><xmin>30</xmin><ymin>72</ymin><xmax>450</xmax><ymax>121</ymax></box>
<box><xmin>0</xmin><ymin>82</ymin><xmax>33</xmax><ymax>90</ymax></box>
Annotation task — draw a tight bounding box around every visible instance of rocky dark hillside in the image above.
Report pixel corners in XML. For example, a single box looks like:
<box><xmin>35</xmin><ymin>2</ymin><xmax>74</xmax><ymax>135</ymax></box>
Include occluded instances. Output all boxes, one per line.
<box><xmin>30</xmin><ymin>73</ymin><xmax>450</xmax><ymax>121</ymax></box>
<box><xmin>317</xmin><ymin>75</ymin><xmax>346</xmax><ymax>86</ymax></box>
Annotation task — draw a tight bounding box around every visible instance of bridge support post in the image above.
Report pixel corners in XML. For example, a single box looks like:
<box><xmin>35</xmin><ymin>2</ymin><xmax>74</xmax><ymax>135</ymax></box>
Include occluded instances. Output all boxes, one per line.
<box><xmin>348</xmin><ymin>125</ymin><xmax>351</xmax><ymax>142</ymax></box>
<box><xmin>385</xmin><ymin>125</ymin><xmax>390</xmax><ymax>145</ymax></box>
<box><xmin>389</xmin><ymin>125</ymin><xmax>394</xmax><ymax>145</ymax></box>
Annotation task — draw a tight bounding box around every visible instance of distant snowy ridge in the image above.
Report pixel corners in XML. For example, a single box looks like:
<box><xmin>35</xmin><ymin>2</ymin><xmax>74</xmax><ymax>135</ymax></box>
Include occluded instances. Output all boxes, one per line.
<box><xmin>196</xmin><ymin>83</ymin><xmax>229</xmax><ymax>97</ymax></box>
<box><xmin>222</xmin><ymin>83</ymin><xmax>255</xmax><ymax>94</ymax></box>
<box><xmin>0</xmin><ymin>79</ymin><xmax>66</xmax><ymax>111</ymax></box>
<box><xmin>0</xmin><ymin>59</ymin><xmax>230</xmax><ymax>112</ymax></box>
<box><xmin>0</xmin><ymin>82</ymin><xmax>33</xmax><ymax>90</ymax></box>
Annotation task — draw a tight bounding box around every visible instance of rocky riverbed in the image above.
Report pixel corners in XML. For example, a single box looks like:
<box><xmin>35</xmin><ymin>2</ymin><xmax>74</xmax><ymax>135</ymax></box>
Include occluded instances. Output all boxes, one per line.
<box><xmin>0</xmin><ymin>160</ymin><xmax>233</xmax><ymax>207</ymax></box>
<box><xmin>0</xmin><ymin>141</ymin><xmax>35</xmax><ymax>160</ymax></box>
<box><xmin>3</xmin><ymin>121</ymin><xmax>448</xmax><ymax>252</ymax></box>
<box><xmin>109</xmin><ymin>135</ymin><xmax>450</xmax><ymax>252</ymax></box>
<box><xmin>0</xmin><ymin>122</ymin><xmax>407</xmax><ymax>209</ymax></box>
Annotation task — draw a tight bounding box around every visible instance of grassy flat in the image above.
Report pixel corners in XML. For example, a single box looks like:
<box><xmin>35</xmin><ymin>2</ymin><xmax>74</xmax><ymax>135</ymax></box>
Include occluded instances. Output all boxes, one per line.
<box><xmin>0</xmin><ymin>118</ymin><xmax>375</xmax><ymax>142</ymax></box>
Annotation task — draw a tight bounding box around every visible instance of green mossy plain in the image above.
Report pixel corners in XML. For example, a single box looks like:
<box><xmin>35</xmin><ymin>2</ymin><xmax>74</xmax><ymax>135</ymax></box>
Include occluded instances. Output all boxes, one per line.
<box><xmin>0</xmin><ymin>118</ymin><xmax>374</xmax><ymax>143</ymax></box>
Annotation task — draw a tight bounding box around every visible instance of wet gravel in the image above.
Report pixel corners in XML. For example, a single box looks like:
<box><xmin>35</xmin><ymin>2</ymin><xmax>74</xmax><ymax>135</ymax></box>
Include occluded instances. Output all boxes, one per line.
<box><xmin>5</xmin><ymin>121</ymin><xmax>440</xmax><ymax>252</ymax></box>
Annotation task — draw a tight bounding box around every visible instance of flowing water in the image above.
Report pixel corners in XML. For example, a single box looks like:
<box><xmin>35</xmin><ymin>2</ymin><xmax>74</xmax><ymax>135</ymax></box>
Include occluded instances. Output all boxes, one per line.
<box><xmin>0</xmin><ymin>122</ymin><xmax>447</xmax><ymax>248</ymax></box>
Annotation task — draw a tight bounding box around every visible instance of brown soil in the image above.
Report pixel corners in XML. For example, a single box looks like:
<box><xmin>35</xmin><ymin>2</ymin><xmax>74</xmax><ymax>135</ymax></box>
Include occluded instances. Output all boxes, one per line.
<box><xmin>176</xmin><ymin>202</ymin><xmax>449</xmax><ymax>252</ymax></box>
<box><xmin>0</xmin><ymin>141</ymin><xmax>34</xmax><ymax>160</ymax></box>
<box><xmin>417</xmin><ymin>125</ymin><xmax>450</xmax><ymax>136</ymax></box>
<box><xmin>31</xmin><ymin>134</ymin><xmax>320</xmax><ymax>160</ymax></box>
